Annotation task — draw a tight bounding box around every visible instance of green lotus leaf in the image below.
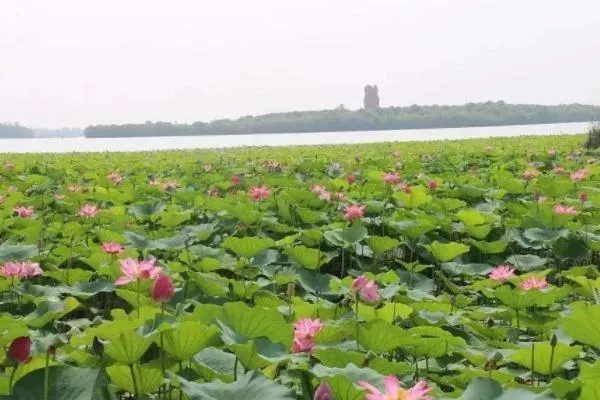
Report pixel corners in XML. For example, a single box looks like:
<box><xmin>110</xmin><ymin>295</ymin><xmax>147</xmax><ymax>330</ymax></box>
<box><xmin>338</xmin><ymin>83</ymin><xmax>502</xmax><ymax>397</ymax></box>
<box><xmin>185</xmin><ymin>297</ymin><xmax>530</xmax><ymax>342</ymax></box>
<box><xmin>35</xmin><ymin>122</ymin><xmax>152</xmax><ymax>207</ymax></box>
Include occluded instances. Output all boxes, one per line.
<box><xmin>426</xmin><ymin>241</ymin><xmax>470</xmax><ymax>262</ymax></box>
<box><xmin>285</xmin><ymin>246</ymin><xmax>331</xmax><ymax>270</ymax></box>
<box><xmin>106</xmin><ymin>363</ymin><xmax>162</xmax><ymax>395</ymax></box>
<box><xmin>221</xmin><ymin>236</ymin><xmax>275</xmax><ymax>258</ymax></box>
<box><xmin>509</xmin><ymin>342</ymin><xmax>581</xmax><ymax>375</ymax></box>
<box><xmin>160</xmin><ymin>321</ymin><xmax>220</xmax><ymax>361</ymax></box>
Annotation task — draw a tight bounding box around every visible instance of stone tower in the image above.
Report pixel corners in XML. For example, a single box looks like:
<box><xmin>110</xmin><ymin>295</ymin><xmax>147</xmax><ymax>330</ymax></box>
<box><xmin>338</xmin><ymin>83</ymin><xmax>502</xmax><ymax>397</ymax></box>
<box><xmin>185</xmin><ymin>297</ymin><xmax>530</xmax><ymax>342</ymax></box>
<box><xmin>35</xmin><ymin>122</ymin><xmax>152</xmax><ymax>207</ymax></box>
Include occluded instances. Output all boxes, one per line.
<box><xmin>363</xmin><ymin>85</ymin><xmax>380</xmax><ymax>110</ymax></box>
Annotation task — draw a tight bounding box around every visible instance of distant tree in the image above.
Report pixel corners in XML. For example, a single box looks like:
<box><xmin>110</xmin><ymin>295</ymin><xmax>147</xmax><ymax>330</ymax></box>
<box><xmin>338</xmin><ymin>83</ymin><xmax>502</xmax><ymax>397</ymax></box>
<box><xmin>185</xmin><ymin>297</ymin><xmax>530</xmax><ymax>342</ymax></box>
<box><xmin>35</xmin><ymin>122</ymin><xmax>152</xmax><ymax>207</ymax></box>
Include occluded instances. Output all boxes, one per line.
<box><xmin>363</xmin><ymin>85</ymin><xmax>380</xmax><ymax>110</ymax></box>
<box><xmin>0</xmin><ymin>123</ymin><xmax>35</xmax><ymax>138</ymax></box>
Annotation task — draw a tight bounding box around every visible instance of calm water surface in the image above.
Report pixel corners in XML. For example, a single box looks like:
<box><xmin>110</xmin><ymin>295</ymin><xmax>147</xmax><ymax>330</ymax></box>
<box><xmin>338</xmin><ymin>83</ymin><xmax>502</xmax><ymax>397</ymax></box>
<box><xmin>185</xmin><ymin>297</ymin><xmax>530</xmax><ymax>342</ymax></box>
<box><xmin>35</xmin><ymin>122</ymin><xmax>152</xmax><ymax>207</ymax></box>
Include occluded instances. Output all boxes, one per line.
<box><xmin>0</xmin><ymin>122</ymin><xmax>590</xmax><ymax>153</ymax></box>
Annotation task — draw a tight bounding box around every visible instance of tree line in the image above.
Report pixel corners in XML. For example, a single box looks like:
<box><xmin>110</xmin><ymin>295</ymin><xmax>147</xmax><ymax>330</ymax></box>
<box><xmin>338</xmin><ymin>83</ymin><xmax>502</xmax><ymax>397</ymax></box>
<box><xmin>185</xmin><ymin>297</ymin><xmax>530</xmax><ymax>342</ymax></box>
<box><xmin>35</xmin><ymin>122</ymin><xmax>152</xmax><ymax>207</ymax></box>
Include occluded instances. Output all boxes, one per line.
<box><xmin>0</xmin><ymin>123</ymin><xmax>35</xmax><ymax>138</ymax></box>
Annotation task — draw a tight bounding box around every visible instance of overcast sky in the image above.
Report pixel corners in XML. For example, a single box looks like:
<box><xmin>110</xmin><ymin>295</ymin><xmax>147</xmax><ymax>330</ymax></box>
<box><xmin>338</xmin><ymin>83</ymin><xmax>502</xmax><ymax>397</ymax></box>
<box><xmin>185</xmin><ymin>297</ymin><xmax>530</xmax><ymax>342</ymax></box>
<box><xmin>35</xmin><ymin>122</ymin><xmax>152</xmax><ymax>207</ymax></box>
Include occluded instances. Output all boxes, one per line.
<box><xmin>1</xmin><ymin>0</ymin><xmax>599</xmax><ymax>128</ymax></box>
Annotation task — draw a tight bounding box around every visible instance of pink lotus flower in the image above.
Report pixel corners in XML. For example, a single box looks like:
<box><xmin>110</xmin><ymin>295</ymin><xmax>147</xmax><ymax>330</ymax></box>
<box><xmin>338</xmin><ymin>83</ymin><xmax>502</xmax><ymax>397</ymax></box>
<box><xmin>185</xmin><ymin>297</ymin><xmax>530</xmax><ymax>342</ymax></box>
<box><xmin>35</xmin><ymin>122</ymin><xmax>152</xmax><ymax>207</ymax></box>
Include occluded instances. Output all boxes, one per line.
<box><xmin>399</xmin><ymin>182</ymin><xmax>412</xmax><ymax>193</ymax></box>
<box><xmin>319</xmin><ymin>190</ymin><xmax>331</xmax><ymax>201</ymax></box>
<box><xmin>346</xmin><ymin>175</ymin><xmax>356</xmax><ymax>185</ymax></box>
<box><xmin>13</xmin><ymin>206</ymin><xmax>34</xmax><ymax>218</ymax></box>
<box><xmin>292</xmin><ymin>337</ymin><xmax>316</xmax><ymax>353</ymax></box>
<box><xmin>249</xmin><ymin>185</ymin><xmax>271</xmax><ymax>201</ymax></box>
<box><xmin>553</xmin><ymin>166</ymin><xmax>565</xmax><ymax>176</ymax></box>
<box><xmin>54</xmin><ymin>194</ymin><xmax>65</xmax><ymax>201</ymax></box>
<box><xmin>548</xmin><ymin>149</ymin><xmax>557</xmax><ymax>157</ymax></box>
<box><xmin>152</xmin><ymin>274</ymin><xmax>175</xmax><ymax>303</ymax></box>
<box><xmin>68</xmin><ymin>184</ymin><xmax>82</xmax><ymax>193</ymax></box>
<box><xmin>522</xmin><ymin>169</ymin><xmax>539</xmax><ymax>180</ymax></box>
<box><xmin>580</xmin><ymin>191</ymin><xmax>588</xmax><ymax>206</ymax></box>
<box><xmin>428</xmin><ymin>180</ymin><xmax>438</xmax><ymax>190</ymax></box>
<box><xmin>264</xmin><ymin>160</ymin><xmax>280</xmax><ymax>170</ymax></box>
<box><xmin>314</xmin><ymin>382</ymin><xmax>332</xmax><ymax>400</ymax></box>
<box><xmin>203</xmin><ymin>164</ymin><xmax>212</xmax><ymax>172</ymax></box>
<box><xmin>383</xmin><ymin>172</ymin><xmax>400</xmax><ymax>184</ymax></box>
<box><xmin>520</xmin><ymin>276</ymin><xmax>549</xmax><ymax>290</ymax></box>
<box><xmin>79</xmin><ymin>204</ymin><xmax>99</xmax><ymax>218</ymax></box>
<box><xmin>207</xmin><ymin>188</ymin><xmax>220</xmax><ymax>197</ymax></box>
<box><xmin>335</xmin><ymin>192</ymin><xmax>345</xmax><ymax>201</ymax></box>
<box><xmin>554</xmin><ymin>204</ymin><xmax>577</xmax><ymax>215</ymax></box>
<box><xmin>1</xmin><ymin>262</ymin><xmax>43</xmax><ymax>278</ymax></box>
<box><xmin>392</xmin><ymin>151</ymin><xmax>402</xmax><ymax>158</ymax></box>
<box><xmin>107</xmin><ymin>171</ymin><xmax>124</xmax><ymax>185</ymax></box>
<box><xmin>343</xmin><ymin>204</ymin><xmax>366</xmax><ymax>221</ymax></box>
<box><xmin>358</xmin><ymin>376</ymin><xmax>432</xmax><ymax>400</ymax></box>
<box><xmin>489</xmin><ymin>265</ymin><xmax>515</xmax><ymax>282</ymax></box>
<box><xmin>352</xmin><ymin>275</ymin><xmax>379</xmax><ymax>303</ymax></box>
<box><xmin>570</xmin><ymin>169</ymin><xmax>588</xmax><ymax>182</ymax></box>
<box><xmin>115</xmin><ymin>257</ymin><xmax>162</xmax><ymax>285</ymax></box>
<box><xmin>294</xmin><ymin>318</ymin><xmax>323</xmax><ymax>341</ymax></box>
<box><xmin>4</xmin><ymin>161</ymin><xmax>15</xmax><ymax>170</ymax></box>
<box><xmin>311</xmin><ymin>185</ymin><xmax>327</xmax><ymax>194</ymax></box>
<box><xmin>102</xmin><ymin>242</ymin><xmax>124</xmax><ymax>255</ymax></box>
<box><xmin>160</xmin><ymin>181</ymin><xmax>178</xmax><ymax>191</ymax></box>
<box><xmin>7</xmin><ymin>337</ymin><xmax>31</xmax><ymax>364</ymax></box>
<box><xmin>231</xmin><ymin>175</ymin><xmax>241</xmax><ymax>186</ymax></box>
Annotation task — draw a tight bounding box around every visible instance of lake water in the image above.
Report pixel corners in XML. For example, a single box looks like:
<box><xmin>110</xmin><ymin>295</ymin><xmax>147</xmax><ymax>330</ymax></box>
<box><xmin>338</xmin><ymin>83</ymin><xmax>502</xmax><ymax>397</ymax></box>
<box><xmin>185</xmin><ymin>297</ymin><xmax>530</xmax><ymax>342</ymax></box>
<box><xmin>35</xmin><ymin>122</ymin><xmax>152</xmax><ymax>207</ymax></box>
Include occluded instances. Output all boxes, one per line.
<box><xmin>0</xmin><ymin>121</ymin><xmax>592</xmax><ymax>153</ymax></box>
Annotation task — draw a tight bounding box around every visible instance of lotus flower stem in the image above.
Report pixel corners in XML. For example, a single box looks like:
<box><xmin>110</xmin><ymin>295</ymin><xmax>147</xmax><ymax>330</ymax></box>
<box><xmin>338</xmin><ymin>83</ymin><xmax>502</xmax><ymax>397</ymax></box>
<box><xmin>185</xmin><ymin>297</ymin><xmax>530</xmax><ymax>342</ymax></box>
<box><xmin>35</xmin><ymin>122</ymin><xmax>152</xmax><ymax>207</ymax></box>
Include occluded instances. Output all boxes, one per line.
<box><xmin>129</xmin><ymin>364</ymin><xmax>140</xmax><ymax>397</ymax></box>
<box><xmin>43</xmin><ymin>350</ymin><xmax>50</xmax><ymax>400</ymax></box>
<box><xmin>160</xmin><ymin>303</ymin><xmax>166</xmax><ymax>397</ymax></box>
<box><xmin>233</xmin><ymin>357</ymin><xmax>239</xmax><ymax>381</ymax></box>
<box><xmin>355</xmin><ymin>298</ymin><xmax>360</xmax><ymax>351</ymax></box>
<box><xmin>136</xmin><ymin>278</ymin><xmax>141</xmax><ymax>319</ymax></box>
<box><xmin>8</xmin><ymin>365</ymin><xmax>18</xmax><ymax>394</ymax></box>
<box><xmin>530</xmin><ymin>343</ymin><xmax>535</xmax><ymax>386</ymax></box>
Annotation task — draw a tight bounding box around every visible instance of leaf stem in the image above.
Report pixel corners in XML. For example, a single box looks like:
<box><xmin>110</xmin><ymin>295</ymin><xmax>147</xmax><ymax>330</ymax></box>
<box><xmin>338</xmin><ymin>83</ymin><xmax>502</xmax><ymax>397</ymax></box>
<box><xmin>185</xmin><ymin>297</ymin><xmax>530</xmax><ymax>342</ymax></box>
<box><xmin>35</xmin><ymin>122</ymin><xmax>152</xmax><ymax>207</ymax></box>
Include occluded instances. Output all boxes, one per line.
<box><xmin>129</xmin><ymin>364</ymin><xmax>140</xmax><ymax>398</ymax></box>
<box><xmin>44</xmin><ymin>350</ymin><xmax>51</xmax><ymax>400</ymax></box>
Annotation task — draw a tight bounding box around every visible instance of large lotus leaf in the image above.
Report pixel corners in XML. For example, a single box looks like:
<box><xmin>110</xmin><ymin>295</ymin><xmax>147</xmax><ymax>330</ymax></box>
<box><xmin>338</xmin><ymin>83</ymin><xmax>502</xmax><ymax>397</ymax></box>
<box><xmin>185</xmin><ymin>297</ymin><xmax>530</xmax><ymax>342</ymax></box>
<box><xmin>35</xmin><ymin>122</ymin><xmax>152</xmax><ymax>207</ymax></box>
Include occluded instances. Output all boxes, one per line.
<box><xmin>534</xmin><ymin>177</ymin><xmax>573</xmax><ymax>198</ymax></box>
<box><xmin>194</xmin><ymin>347</ymin><xmax>244</xmax><ymax>383</ymax></box>
<box><xmin>176</xmin><ymin>370</ymin><xmax>295</xmax><ymax>400</ymax></box>
<box><xmin>509</xmin><ymin>342</ymin><xmax>581</xmax><ymax>375</ymax></box>
<box><xmin>124</xmin><ymin>231</ymin><xmax>152</xmax><ymax>249</ymax></box>
<box><xmin>442</xmin><ymin>262</ymin><xmax>493</xmax><ymax>276</ymax></box>
<box><xmin>296</xmin><ymin>269</ymin><xmax>336</xmax><ymax>295</ymax></box>
<box><xmin>561</xmin><ymin>303</ymin><xmax>600</xmax><ymax>349</ymax></box>
<box><xmin>388</xmin><ymin>218</ymin><xmax>438</xmax><ymax>239</ymax></box>
<box><xmin>285</xmin><ymin>246</ymin><xmax>331</xmax><ymax>270</ymax></box>
<box><xmin>523</xmin><ymin>228</ymin><xmax>569</xmax><ymax>243</ymax></box>
<box><xmin>393</xmin><ymin>186</ymin><xmax>432</xmax><ymax>208</ymax></box>
<box><xmin>324</xmin><ymin>225</ymin><xmax>369</xmax><ymax>248</ymax></box>
<box><xmin>103</xmin><ymin>331</ymin><xmax>152</xmax><ymax>365</ymax></box>
<box><xmin>192</xmin><ymin>272</ymin><xmax>229</xmax><ymax>297</ymax></box>
<box><xmin>469</xmin><ymin>239</ymin><xmax>507</xmax><ymax>254</ymax></box>
<box><xmin>366</xmin><ymin>236</ymin><xmax>400</xmax><ymax>256</ymax></box>
<box><xmin>357</xmin><ymin>319</ymin><xmax>412</xmax><ymax>353</ymax></box>
<box><xmin>221</xmin><ymin>236</ymin><xmax>275</xmax><ymax>258</ymax></box>
<box><xmin>157</xmin><ymin>211</ymin><xmax>191</xmax><ymax>227</ymax></box>
<box><xmin>456</xmin><ymin>209</ymin><xmax>496</xmax><ymax>226</ymax></box>
<box><xmin>455</xmin><ymin>377</ymin><xmax>553</xmax><ymax>400</ymax></box>
<box><xmin>24</xmin><ymin>297</ymin><xmax>80</xmax><ymax>328</ymax></box>
<box><xmin>357</xmin><ymin>302</ymin><xmax>413</xmax><ymax>322</ymax></box>
<box><xmin>0</xmin><ymin>244</ymin><xmax>38</xmax><ymax>262</ymax></box>
<box><xmin>160</xmin><ymin>321</ymin><xmax>220</xmax><ymax>361</ymax></box>
<box><xmin>310</xmin><ymin>363</ymin><xmax>384</xmax><ymax>389</ymax></box>
<box><xmin>505</xmin><ymin>254</ymin><xmax>547</xmax><ymax>272</ymax></box>
<box><xmin>465</xmin><ymin>223</ymin><xmax>492</xmax><ymax>239</ymax></box>
<box><xmin>296</xmin><ymin>207</ymin><xmax>326</xmax><ymax>224</ymax></box>
<box><xmin>5</xmin><ymin>366</ymin><xmax>105</xmax><ymax>400</ymax></box>
<box><xmin>324</xmin><ymin>375</ymin><xmax>364</xmax><ymax>400</ymax></box>
<box><xmin>492</xmin><ymin>285</ymin><xmax>545</xmax><ymax>310</ymax></box>
<box><xmin>580</xmin><ymin>360</ymin><xmax>600</xmax><ymax>400</ymax></box>
<box><xmin>219</xmin><ymin>302</ymin><xmax>290</xmax><ymax>346</ymax></box>
<box><xmin>426</xmin><ymin>241</ymin><xmax>470</xmax><ymax>262</ymax></box>
<box><xmin>106</xmin><ymin>363</ymin><xmax>162</xmax><ymax>395</ymax></box>
<box><xmin>128</xmin><ymin>202</ymin><xmax>166</xmax><ymax>217</ymax></box>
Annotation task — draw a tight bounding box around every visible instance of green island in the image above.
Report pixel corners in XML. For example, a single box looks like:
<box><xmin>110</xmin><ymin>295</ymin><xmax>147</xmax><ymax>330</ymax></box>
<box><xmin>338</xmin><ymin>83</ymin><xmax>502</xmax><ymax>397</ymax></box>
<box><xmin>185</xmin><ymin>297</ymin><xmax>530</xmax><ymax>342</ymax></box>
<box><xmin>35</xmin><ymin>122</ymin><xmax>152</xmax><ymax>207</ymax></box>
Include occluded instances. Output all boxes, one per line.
<box><xmin>0</xmin><ymin>134</ymin><xmax>598</xmax><ymax>399</ymax></box>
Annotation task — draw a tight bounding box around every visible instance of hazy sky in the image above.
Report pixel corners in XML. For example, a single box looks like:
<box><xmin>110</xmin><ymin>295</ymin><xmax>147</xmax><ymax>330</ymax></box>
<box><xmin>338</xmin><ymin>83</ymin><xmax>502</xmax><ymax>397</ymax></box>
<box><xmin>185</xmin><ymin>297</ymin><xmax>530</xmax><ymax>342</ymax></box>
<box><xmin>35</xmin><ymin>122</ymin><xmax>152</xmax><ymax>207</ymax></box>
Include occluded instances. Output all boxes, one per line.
<box><xmin>1</xmin><ymin>0</ymin><xmax>599</xmax><ymax>128</ymax></box>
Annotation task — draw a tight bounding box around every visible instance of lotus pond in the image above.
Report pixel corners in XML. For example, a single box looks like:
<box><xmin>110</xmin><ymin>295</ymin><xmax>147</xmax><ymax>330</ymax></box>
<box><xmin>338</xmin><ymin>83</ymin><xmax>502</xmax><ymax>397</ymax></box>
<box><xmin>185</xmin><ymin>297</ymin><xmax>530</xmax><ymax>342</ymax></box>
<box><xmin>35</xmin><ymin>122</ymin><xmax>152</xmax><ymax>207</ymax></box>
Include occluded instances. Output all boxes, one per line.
<box><xmin>0</xmin><ymin>135</ymin><xmax>599</xmax><ymax>399</ymax></box>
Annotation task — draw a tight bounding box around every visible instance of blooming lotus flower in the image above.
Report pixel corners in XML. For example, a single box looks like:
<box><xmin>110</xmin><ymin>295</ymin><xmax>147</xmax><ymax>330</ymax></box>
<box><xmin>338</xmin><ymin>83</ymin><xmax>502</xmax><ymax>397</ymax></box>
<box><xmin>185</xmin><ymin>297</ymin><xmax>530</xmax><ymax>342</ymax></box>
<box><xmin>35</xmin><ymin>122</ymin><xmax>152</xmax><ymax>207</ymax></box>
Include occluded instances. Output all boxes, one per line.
<box><xmin>1</xmin><ymin>262</ymin><xmax>21</xmax><ymax>278</ymax></box>
<box><xmin>264</xmin><ymin>160</ymin><xmax>280</xmax><ymax>170</ymax></box>
<box><xmin>207</xmin><ymin>188</ymin><xmax>220</xmax><ymax>197</ymax></box>
<box><xmin>335</xmin><ymin>192</ymin><xmax>345</xmax><ymax>201</ymax></box>
<box><xmin>79</xmin><ymin>204</ymin><xmax>99</xmax><ymax>218</ymax></box>
<box><xmin>4</xmin><ymin>161</ymin><xmax>15</xmax><ymax>170</ymax></box>
<box><xmin>203</xmin><ymin>164</ymin><xmax>212</xmax><ymax>172</ymax></box>
<box><xmin>392</xmin><ymin>151</ymin><xmax>402</xmax><ymax>158</ymax></box>
<box><xmin>548</xmin><ymin>149</ymin><xmax>557</xmax><ymax>156</ymax></box>
<box><xmin>294</xmin><ymin>318</ymin><xmax>323</xmax><ymax>340</ymax></box>
<box><xmin>8</xmin><ymin>337</ymin><xmax>32</xmax><ymax>364</ymax></box>
<box><xmin>383</xmin><ymin>172</ymin><xmax>400</xmax><ymax>184</ymax></box>
<box><xmin>314</xmin><ymin>382</ymin><xmax>333</xmax><ymax>400</ymax></box>
<box><xmin>107</xmin><ymin>171</ymin><xmax>124</xmax><ymax>185</ymax></box>
<box><xmin>319</xmin><ymin>190</ymin><xmax>331</xmax><ymax>201</ymax></box>
<box><xmin>249</xmin><ymin>185</ymin><xmax>271</xmax><ymax>201</ymax></box>
<box><xmin>553</xmin><ymin>166</ymin><xmax>565</xmax><ymax>176</ymax></box>
<box><xmin>352</xmin><ymin>275</ymin><xmax>379</xmax><ymax>303</ymax></box>
<box><xmin>520</xmin><ymin>276</ymin><xmax>549</xmax><ymax>290</ymax></box>
<box><xmin>570</xmin><ymin>169</ymin><xmax>588</xmax><ymax>182</ymax></box>
<box><xmin>102</xmin><ymin>242</ymin><xmax>124</xmax><ymax>255</ymax></box>
<box><xmin>522</xmin><ymin>169</ymin><xmax>539</xmax><ymax>180</ymax></box>
<box><xmin>311</xmin><ymin>185</ymin><xmax>326</xmax><ymax>194</ymax></box>
<box><xmin>231</xmin><ymin>175</ymin><xmax>241</xmax><ymax>186</ymax></box>
<box><xmin>358</xmin><ymin>376</ymin><xmax>432</xmax><ymax>400</ymax></box>
<box><xmin>428</xmin><ymin>180</ymin><xmax>438</xmax><ymax>190</ymax></box>
<box><xmin>115</xmin><ymin>257</ymin><xmax>162</xmax><ymax>285</ymax></box>
<box><xmin>152</xmin><ymin>274</ymin><xmax>175</xmax><ymax>303</ymax></box>
<box><xmin>399</xmin><ymin>182</ymin><xmax>412</xmax><ymax>193</ymax></box>
<box><xmin>292</xmin><ymin>337</ymin><xmax>316</xmax><ymax>353</ymax></box>
<box><xmin>346</xmin><ymin>175</ymin><xmax>356</xmax><ymax>185</ymax></box>
<box><xmin>19</xmin><ymin>262</ymin><xmax>43</xmax><ymax>278</ymax></box>
<box><xmin>68</xmin><ymin>184</ymin><xmax>82</xmax><ymax>192</ymax></box>
<box><xmin>343</xmin><ymin>204</ymin><xmax>366</xmax><ymax>221</ymax></box>
<box><xmin>554</xmin><ymin>204</ymin><xmax>577</xmax><ymax>215</ymax></box>
<box><xmin>13</xmin><ymin>206</ymin><xmax>34</xmax><ymax>218</ymax></box>
<box><xmin>489</xmin><ymin>265</ymin><xmax>515</xmax><ymax>282</ymax></box>
<box><xmin>484</xmin><ymin>145</ymin><xmax>493</xmax><ymax>152</ymax></box>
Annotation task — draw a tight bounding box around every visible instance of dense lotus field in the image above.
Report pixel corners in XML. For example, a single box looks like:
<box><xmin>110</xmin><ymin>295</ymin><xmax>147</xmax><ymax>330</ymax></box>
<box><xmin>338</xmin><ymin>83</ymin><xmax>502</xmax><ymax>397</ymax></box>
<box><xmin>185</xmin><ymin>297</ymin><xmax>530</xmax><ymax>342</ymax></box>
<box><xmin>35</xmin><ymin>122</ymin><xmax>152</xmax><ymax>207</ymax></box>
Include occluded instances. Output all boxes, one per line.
<box><xmin>1</xmin><ymin>135</ymin><xmax>599</xmax><ymax>399</ymax></box>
